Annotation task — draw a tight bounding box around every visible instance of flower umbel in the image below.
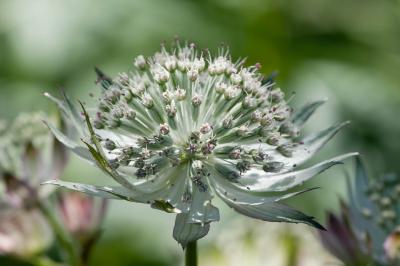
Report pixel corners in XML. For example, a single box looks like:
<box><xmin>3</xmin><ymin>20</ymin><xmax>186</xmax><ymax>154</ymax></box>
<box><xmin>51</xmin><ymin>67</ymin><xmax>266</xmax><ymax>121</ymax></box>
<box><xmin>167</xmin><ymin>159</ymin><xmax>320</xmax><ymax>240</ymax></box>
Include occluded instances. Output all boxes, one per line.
<box><xmin>320</xmin><ymin>158</ymin><xmax>400</xmax><ymax>265</ymax></box>
<box><xmin>0</xmin><ymin>113</ymin><xmax>66</xmax><ymax>259</ymax></box>
<box><xmin>44</xmin><ymin>42</ymin><xmax>356</xmax><ymax>247</ymax></box>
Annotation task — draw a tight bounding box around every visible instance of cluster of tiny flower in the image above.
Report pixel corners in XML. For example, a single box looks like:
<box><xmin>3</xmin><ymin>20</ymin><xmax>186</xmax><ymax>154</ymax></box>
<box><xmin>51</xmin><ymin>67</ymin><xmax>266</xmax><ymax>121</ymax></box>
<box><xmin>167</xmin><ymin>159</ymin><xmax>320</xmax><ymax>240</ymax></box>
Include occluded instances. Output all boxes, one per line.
<box><xmin>46</xmin><ymin>41</ymin><xmax>355</xmax><ymax>247</ymax></box>
<box><xmin>89</xmin><ymin>42</ymin><xmax>304</xmax><ymax>188</ymax></box>
<box><xmin>362</xmin><ymin>176</ymin><xmax>400</xmax><ymax>229</ymax></box>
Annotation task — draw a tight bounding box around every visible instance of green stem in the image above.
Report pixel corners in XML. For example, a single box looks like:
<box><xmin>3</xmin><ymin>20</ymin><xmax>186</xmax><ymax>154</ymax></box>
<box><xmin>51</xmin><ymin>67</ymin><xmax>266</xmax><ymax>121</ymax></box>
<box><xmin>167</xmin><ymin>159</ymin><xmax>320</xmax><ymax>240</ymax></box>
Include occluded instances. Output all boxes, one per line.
<box><xmin>38</xmin><ymin>202</ymin><xmax>80</xmax><ymax>266</ymax></box>
<box><xmin>185</xmin><ymin>241</ymin><xmax>197</xmax><ymax>266</ymax></box>
<box><xmin>31</xmin><ymin>257</ymin><xmax>64</xmax><ymax>266</ymax></box>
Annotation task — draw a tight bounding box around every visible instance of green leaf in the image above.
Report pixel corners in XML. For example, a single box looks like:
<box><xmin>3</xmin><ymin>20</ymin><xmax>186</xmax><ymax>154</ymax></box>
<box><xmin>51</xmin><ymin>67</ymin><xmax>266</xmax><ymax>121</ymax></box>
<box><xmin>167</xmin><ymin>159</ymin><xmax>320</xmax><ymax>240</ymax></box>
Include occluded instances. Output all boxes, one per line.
<box><xmin>173</xmin><ymin>213</ymin><xmax>210</xmax><ymax>248</ymax></box>
<box><xmin>240</xmin><ymin>153</ymin><xmax>358</xmax><ymax>192</ymax></box>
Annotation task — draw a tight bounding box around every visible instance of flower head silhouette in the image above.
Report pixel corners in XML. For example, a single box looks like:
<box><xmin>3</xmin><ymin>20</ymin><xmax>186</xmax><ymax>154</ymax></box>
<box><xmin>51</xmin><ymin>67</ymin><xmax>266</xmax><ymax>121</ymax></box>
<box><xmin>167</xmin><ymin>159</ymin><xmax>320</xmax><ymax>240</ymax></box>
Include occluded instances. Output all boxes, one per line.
<box><xmin>44</xmin><ymin>42</ymin><xmax>356</xmax><ymax>247</ymax></box>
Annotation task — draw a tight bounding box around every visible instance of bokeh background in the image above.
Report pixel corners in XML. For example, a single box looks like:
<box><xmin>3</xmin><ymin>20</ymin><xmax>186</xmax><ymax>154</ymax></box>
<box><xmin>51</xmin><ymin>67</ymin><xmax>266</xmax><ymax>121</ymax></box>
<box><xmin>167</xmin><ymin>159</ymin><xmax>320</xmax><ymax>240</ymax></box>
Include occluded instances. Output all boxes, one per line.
<box><xmin>1</xmin><ymin>0</ymin><xmax>399</xmax><ymax>265</ymax></box>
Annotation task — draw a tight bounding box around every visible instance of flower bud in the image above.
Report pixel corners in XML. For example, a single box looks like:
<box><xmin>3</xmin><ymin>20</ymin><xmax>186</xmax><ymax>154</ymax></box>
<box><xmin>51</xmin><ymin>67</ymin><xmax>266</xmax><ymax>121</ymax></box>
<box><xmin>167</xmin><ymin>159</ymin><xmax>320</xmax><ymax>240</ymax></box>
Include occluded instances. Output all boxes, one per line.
<box><xmin>260</xmin><ymin>114</ymin><xmax>273</xmax><ymax>126</ymax></box>
<box><xmin>266</xmin><ymin>132</ymin><xmax>280</xmax><ymax>146</ymax></box>
<box><xmin>125</xmin><ymin>109</ymin><xmax>136</xmax><ymax>120</ymax></box>
<box><xmin>215</xmin><ymin>82</ymin><xmax>227</xmax><ymax>94</ymax></box>
<box><xmin>58</xmin><ymin>192</ymin><xmax>107</xmax><ymax>242</ymax></box>
<box><xmin>224</xmin><ymin>86</ymin><xmax>239</xmax><ymax>100</ymax></box>
<box><xmin>192</xmin><ymin>95</ymin><xmax>202</xmax><ymax>107</ymax></box>
<box><xmin>104</xmin><ymin>139</ymin><xmax>116</xmax><ymax>150</ymax></box>
<box><xmin>280</xmin><ymin>122</ymin><xmax>299</xmax><ymax>138</ymax></box>
<box><xmin>166</xmin><ymin>102</ymin><xmax>177</xmax><ymax>117</ymax></box>
<box><xmin>251</xmin><ymin>110</ymin><xmax>262</xmax><ymax>122</ymax></box>
<box><xmin>142</xmin><ymin>93</ymin><xmax>154</xmax><ymax>108</ymax></box>
<box><xmin>236</xmin><ymin>160</ymin><xmax>251</xmax><ymax>173</ymax></box>
<box><xmin>380</xmin><ymin>197</ymin><xmax>392</xmax><ymax>207</ymax></box>
<box><xmin>243</xmin><ymin>96</ymin><xmax>257</xmax><ymax>108</ymax></box>
<box><xmin>277</xmin><ymin>144</ymin><xmax>294</xmax><ymax>157</ymax></box>
<box><xmin>188</xmin><ymin>68</ymin><xmax>199</xmax><ymax>81</ymax></box>
<box><xmin>165</xmin><ymin>56</ymin><xmax>177</xmax><ymax>71</ymax></box>
<box><xmin>178</xmin><ymin>59</ymin><xmax>190</xmax><ymax>72</ymax></box>
<box><xmin>175</xmin><ymin>88</ymin><xmax>187</xmax><ymax>101</ymax></box>
<box><xmin>112</xmin><ymin>108</ymin><xmax>124</xmax><ymax>119</ymax></box>
<box><xmin>229</xmin><ymin>148</ymin><xmax>242</xmax><ymax>159</ymax></box>
<box><xmin>222</xmin><ymin>116</ymin><xmax>233</xmax><ymax>129</ymax></box>
<box><xmin>162</xmin><ymin>90</ymin><xmax>174</xmax><ymax>103</ymax></box>
<box><xmin>193</xmin><ymin>58</ymin><xmax>205</xmax><ymax>72</ymax></box>
<box><xmin>93</xmin><ymin>119</ymin><xmax>105</xmax><ymax>129</ymax></box>
<box><xmin>269</xmin><ymin>88</ymin><xmax>285</xmax><ymax>102</ymax></box>
<box><xmin>237</xmin><ymin>125</ymin><xmax>248</xmax><ymax>137</ymax></box>
<box><xmin>134</xmin><ymin>55</ymin><xmax>147</xmax><ymax>70</ymax></box>
<box><xmin>384</xmin><ymin>228</ymin><xmax>400</xmax><ymax>260</ymax></box>
<box><xmin>230</xmin><ymin>73</ymin><xmax>242</xmax><ymax>85</ymax></box>
<box><xmin>141</xmin><ymin>148</ymin><xmax>151</xmax><ymax>159</ymax></box>
<box><xmin>159</xmin><ymin>123</ymin><xmax>170</xmax><ymax>135</ymax></box>
<box><xmin>381</xmin><ymin>210</ymin><xmax>396</xmax><ymax>220</ymax></box>
<box><xmin>116</xmin><ymin>72</ymin><xmax>129</xmax><ymax>86</ymax></box>
<box><xmin>200</xmin><ymin>123</ymin><xmax>212</xmax><ymax>134</ymax></box>
<box><xmin>153</xmin><ymin>67</ymin><xmax>170</xmax><ymax>84</ymax></box>
<box><xmin>263</xmin><ymin>161</ymin><xmax>284</xmax><ymax>172</ymax></box>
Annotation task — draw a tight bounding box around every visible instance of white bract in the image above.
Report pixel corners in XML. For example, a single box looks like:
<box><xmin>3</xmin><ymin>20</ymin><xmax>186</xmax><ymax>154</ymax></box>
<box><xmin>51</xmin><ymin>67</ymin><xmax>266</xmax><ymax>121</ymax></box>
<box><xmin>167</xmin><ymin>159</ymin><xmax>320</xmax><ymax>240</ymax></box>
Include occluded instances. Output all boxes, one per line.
<box><xmin>44</xmin><ymin>42</ymin><xmax>356</xmax><ymax>247</ymax></box>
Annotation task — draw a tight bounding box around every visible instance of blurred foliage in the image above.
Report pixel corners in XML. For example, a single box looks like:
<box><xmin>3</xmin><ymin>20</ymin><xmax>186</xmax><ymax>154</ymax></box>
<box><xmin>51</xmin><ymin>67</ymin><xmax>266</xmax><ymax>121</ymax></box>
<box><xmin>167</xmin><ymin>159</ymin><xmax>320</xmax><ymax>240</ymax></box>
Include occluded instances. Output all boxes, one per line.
<box><xmin>1</xmin><ymin>0</ymin><xmax>399</xmax><ymax>265</ymax></box>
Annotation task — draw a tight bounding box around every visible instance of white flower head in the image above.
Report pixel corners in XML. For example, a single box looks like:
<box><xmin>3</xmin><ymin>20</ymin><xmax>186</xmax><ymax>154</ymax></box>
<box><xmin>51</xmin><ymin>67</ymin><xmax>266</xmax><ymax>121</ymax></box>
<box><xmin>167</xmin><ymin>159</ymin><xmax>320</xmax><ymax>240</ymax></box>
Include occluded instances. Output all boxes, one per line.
<box><xmin>45</xmin><ymin>41</ymin><xmax>356</xmax><ymax>247</ymax></box>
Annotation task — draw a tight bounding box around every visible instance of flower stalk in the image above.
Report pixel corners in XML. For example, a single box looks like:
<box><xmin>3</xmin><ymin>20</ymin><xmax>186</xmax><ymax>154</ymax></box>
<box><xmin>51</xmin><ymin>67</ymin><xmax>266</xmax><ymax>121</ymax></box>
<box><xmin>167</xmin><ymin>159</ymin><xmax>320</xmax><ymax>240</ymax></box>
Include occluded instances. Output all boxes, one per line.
<box><xmin>37</xmin><ymin>201</ymin><xmax>80</xmax><ymax>266</ymax></box>
<box><xmin>185</xmin><ymin>241</ymin><xmax>197</xmax><ymax>266</ymax></box>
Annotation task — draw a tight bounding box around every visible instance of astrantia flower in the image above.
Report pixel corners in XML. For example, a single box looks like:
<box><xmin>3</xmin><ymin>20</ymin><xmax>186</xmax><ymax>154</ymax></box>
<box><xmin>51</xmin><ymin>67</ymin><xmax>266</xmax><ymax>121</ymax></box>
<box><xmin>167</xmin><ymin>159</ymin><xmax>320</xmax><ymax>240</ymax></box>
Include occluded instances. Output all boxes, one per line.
<box><xmin>0</xmin><ymin>112</ymin><xmax>67</xmax><ymax>206</ymax></box>
<box><xmin>320</xmin><ymin>158</ymin><xmax>400</xmax><ymax>265</ymax></box>
<box><xmin>0</xmin><ymin>208</ymin><xmax>53</xmax><ymax>258</ymax></box>
<box><xmin>58</xmin><ymin>192</ymin><xmax>107</xmax><ymax>243</ymax></box>
<box><xmin>44</xmin><ymin>42</ymin><xmax>356</xmax><ymax>247</ymax></box>
<box><xmin>0</xmin><ymin>113</ymin><xmax>67</xmax><ymax>258</ymax></box>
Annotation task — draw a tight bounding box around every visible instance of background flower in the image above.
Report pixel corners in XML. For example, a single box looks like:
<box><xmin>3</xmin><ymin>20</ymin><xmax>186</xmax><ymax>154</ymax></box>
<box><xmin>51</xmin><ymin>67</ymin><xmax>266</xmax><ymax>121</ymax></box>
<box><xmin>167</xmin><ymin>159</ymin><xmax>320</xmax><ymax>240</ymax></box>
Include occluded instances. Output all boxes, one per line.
<box><xmin>0</xmin><ymin>112</ymin><xmax>67</xmax><ymax>206</ymax></box>
<box><xmin>320</xmin><ymin>158</ymin><xmax>400</xmax><ymax>265</ymax></box>
<box><xmin>0</xmin><ymin>208</ymin><xmax>53</xmax><ymax>258</ymax></box>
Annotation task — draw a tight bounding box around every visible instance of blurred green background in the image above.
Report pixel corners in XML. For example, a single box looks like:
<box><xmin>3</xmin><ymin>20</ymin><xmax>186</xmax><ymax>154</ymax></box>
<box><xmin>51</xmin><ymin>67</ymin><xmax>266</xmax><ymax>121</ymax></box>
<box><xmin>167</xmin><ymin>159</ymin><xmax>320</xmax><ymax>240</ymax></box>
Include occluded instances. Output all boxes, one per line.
<box><xmin>1</xmin><ymin>0</ymin><xmax>399</xmax><ymax>265</ymax></box>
